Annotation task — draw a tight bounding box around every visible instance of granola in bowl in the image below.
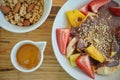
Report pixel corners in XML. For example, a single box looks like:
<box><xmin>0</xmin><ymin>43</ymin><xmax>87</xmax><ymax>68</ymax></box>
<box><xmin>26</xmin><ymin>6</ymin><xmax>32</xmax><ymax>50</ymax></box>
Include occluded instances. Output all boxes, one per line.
<box><xmin>0</xmin><ymin>0</ymin><xmax>44</xmax><ymax>26</ymax></box>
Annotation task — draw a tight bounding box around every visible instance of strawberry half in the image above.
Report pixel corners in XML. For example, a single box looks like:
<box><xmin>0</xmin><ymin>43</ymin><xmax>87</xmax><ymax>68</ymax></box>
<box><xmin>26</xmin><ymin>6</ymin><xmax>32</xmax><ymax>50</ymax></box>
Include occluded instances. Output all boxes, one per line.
<box><xmin>56</xmin><ymin>28</ymin><xmax>70</xmax><ymax>55</ymax></box>
<box><xmin>80</xmin><ymin>5</ymin><xmax>89</xmax><ymax>15</ymax></box>
<box><xmin>109</xmin><ymin>6</ymin><xmax>120</xmax><ymax>16</ymax></box>
<box><xmin>89</xmin><ymin>0</ymin><xmax>111</xmax><ymax>13</ymax></box>
<box><xmin>76</xmin><ymin>54</ymin><xmax>95</xmax><ymax>79</ymax></box>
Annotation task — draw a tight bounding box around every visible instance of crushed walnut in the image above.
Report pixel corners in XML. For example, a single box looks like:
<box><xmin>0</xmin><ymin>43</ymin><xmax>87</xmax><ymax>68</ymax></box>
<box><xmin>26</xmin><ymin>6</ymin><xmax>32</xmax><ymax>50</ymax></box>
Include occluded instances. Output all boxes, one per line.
<box><xmin>0</xmin><ymin>0</ymin><xmax>44</xmax><ymax>26</ymax></box>
<box><xmin>71</xmin><ymin>14</ymin><xmax>118</xmax><ymax>61</ymax></box>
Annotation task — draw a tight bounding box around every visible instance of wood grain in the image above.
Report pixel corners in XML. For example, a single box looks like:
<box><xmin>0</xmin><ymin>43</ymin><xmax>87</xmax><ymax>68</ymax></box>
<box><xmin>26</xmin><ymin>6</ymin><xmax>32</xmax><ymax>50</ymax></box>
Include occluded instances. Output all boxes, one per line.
<box><xmin>0</xmin><ymin>0</ymin><xmax>75</xmax><ymax>80</ymax></box>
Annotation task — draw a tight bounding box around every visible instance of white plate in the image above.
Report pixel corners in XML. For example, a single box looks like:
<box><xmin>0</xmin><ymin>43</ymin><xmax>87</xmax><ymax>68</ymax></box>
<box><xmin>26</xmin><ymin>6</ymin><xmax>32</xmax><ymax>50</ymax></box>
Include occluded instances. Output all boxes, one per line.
<box><xmin>52</xmin><ymin>0</ymin><xmax>120</xmax><ymax>80</ymax></box>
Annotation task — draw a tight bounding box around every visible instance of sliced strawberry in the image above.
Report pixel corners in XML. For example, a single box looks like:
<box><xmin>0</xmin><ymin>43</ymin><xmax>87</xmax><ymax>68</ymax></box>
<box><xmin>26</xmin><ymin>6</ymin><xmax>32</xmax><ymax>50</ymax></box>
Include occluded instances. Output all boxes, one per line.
<box><xmin>80</xmin><ymin>5</ymin><xmax>89</xmax><ymax>15</ymax></box>
<box><xmin>89</xmin><ymin>0</ymin><xmax>111</xmax><ymax>13</ymax></box>
<box><xmin>76</xmin><ymin>54</ymin><xmax>95</xmax><ymax>79</ymax></box>
<box><xmin>109</xmin><ymin>6</ymin><xmax>120</xmax><ymax>16</ymax></box>
<box><xmin>56</xmin><ymin>28</ymin><xmax>70</xmax><ymax>55</ymax></box>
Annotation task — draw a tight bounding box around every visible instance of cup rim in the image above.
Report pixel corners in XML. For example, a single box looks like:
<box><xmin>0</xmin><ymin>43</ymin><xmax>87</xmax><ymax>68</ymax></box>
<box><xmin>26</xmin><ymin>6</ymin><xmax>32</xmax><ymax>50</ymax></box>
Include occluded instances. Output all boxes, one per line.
<box><xmin>10</xmin><ymin>40</ymin><xmax>44</xmax><ymax>72</ymax></box>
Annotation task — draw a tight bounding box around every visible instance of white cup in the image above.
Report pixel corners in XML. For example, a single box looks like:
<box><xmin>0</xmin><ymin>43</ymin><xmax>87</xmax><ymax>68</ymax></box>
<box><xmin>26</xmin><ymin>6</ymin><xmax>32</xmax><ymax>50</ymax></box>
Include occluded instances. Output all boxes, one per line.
<box><xmin>10</xmin><ymin>40</ymin><xmax>47</xmax><ymax>72</ymax></box>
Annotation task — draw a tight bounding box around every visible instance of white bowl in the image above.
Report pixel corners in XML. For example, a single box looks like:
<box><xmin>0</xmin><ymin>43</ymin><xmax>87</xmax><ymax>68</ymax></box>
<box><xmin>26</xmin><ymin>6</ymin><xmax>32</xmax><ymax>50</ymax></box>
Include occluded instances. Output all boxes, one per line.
<box><xmin>0</xmin><ymin>0</ymin><xmax>52</xmax><ymax>33</ymax></box>
<box><xmin>11</xmin><ymin>40</ymin><xmax>47</xmax><ymax>72</ymax></box>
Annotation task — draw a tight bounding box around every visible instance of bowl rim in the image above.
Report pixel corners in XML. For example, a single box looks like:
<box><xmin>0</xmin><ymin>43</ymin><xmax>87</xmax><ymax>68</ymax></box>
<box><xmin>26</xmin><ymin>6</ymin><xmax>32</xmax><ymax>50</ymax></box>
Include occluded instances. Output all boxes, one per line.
<box><xmin>0</xmin><ymin>0</ymin><xmax>52</xmax><ymax>33</ymax></box>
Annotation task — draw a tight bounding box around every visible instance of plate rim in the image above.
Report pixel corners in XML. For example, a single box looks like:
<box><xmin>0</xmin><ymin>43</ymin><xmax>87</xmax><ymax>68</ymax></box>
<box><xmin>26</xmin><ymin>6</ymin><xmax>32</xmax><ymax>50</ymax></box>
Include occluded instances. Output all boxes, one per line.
<box><xmin>51</xmin><ymin>0</ymin><xmax>120</xmax><ymax>80</ymax></box>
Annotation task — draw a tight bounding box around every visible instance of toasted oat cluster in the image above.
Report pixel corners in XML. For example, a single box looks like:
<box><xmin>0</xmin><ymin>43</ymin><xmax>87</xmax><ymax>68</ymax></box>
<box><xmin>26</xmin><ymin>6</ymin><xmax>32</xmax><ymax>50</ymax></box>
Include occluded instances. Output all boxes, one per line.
<box><xmin>0</xmin><ymin>0</ymin><xmax>44</xmax><ymax>26</ymax></box>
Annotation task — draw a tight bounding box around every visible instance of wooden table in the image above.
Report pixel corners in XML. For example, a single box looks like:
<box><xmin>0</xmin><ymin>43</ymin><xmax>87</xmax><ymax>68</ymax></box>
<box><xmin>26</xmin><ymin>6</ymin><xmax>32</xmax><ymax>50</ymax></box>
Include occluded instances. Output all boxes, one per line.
<box><xmin>0</xmin><ymin>0</ymin><xmax>75</xmax><ymax>80</ymax></box>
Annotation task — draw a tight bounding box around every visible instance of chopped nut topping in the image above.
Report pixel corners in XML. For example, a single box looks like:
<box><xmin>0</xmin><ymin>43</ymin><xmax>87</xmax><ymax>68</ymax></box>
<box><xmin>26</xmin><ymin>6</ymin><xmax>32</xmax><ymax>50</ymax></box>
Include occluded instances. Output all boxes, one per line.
<box><xmin>71</xmin><ymin>14</ymin><xmax>118</xmax><ymax>61</ymax></box>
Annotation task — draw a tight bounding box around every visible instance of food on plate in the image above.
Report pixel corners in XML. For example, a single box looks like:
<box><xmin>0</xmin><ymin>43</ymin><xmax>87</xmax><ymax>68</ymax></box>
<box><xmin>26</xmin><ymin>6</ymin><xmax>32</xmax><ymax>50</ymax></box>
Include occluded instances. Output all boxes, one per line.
<box><xmin>66</xmin><ymin>37</ymin><xmax>77</xmax><ymax>57</ymax></box>
<box><xmin>115</xmin><ymin>27</ymin><xmax>120</xmax><ymax>41</ymax></box>
<box><xmin>109</xmin><ymin>51</ymin><xmax>116</xmax><ymax>57</ymax></box>
<box><xmin>66</xmin><ymin>10</ymin><xmax>86</xmax><ymax>27</ymax></box>
<box><xmin>109</xmin><ymin>6</ymin><xmax>120</xmax><ymax>16</ymax></box>
<box><xmin>69</xmin><ymin>54</ymin><xmax>80</xmax><ymax>67</ymax></box>
<box><xmin>76</xmin><ymin>38</ymin><xmax>85</xmax><ymax>52</ymax></box>
<box><xmin>96</xmin><ymin>64</ymin><xmax>120</xmax><ymax>75</ymax></box>
<box><xmin>85</xmin><ymin>45</ymin><xmax>105</xmax><ymax>63</ymax></box>
<box><xmin>56</xmin><ymin>0</ymin><xmax>120</xmax><ymax>79</ymax></box>
<box><xmin>89</xmin><ymin>0</ymin><xmax>111</xmax><ymax>12</ymax></box>
<box><xmin>80</xmin><ymin>0</ymin><xmax>111</xmax><ymax>14</ymax></box>
<box><xmin>0</xmin><ymin>0</ymin><xmax>44</xmax><ymax>26</ymax></box>
<box><xmin>79</xmin><ymin>4</ymin><xmax>89</xmax><ymax>15</ymax></box>
<box><xmin>56</xmin><ymin>28</ymin><xmax>70</xmax><ymax>55</ymax></box>
<box><xmin>76</xmin><ymin>54</ymin><xmax>95</xmax><ymax>79</ymax></box>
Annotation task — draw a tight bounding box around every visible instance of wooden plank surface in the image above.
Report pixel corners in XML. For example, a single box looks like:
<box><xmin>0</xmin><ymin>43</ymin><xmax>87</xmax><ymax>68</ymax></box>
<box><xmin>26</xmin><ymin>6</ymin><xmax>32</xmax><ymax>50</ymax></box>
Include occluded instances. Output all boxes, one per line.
<box><xmin>0</xmin><ymin>0</ymin><xmax>75</xmax><ymax>80</ymax></box>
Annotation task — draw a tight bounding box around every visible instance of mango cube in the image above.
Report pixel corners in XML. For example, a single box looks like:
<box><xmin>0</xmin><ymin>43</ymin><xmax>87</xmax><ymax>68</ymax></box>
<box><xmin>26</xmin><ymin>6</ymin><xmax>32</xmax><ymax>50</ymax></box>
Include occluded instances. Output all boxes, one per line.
<box><xmin>66</xmin><ymin>10</ymin><xmax>86</xmax><ymax>27</ymax></box>
<box><xmin>85</xmin><ymin>45</ymin><xmax>104</xmax><ymax>63</ymax></box>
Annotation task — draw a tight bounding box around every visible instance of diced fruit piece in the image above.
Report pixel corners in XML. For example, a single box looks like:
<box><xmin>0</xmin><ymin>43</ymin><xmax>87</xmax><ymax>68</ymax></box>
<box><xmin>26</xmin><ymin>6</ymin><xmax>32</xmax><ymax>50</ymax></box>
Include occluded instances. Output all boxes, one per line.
<box><xmin>76</xmin><ymin>54</ymin><xmax>95</xmax><ymax>79</ymax></box>
<box><xmin>66</xmin><ymin>24</ymin><xmax>71</xmax><ymax>29</ymax></box>
<box><xmin>89</xmin><ymin>0</ymin><xmax>111</xmax><ymax>13</ymax></box>
<box><xmin>66</xmin><ymin>37</ymin><xmax>77</xmax><ymax>57</ymax></box>
<box><xmin>87</xmin><ymin>12</ymin><xmax>97</xmax><ymax>17</ymax></box>
<box><xmin>109</xmin><ymin>6</ymin><xmax>120</xmax><ymax>16</ymax></box>
<box><xmin>80</xmin><ymin>5</ymin><xmax>89</xmax><ymax>15</ymax></box>
<box><xmin>96</xmin><ymin>66</ymin><xmax>119</xmax><ymax>75</ymax></box>
<box><xmin>77</xmin><ymin>39</ymin><xmax>85</xmax><ymax>52</ymax></box>
<box><xmin>0</xmin><ymin>5</ymin><xmax>10</xmax><ymax>14</ymax></box>
<box><xmin>68</xmin><ymin>36</ymin><xmax>72</xmax><ymax>44</ymax></box>
<box><xmin>85</xmin><ymin>45</ymin><xmax>104</xmax><ymax>63</ymax></box>
<box><xmin>69</xmin><ymin>54</ymin><xmax>80</xmax><ymax>67</ymax></box>
<box><xmin>66</xmin><ymin>10</ymin><xmax>86</xmax><ymax>27</ymax></box>
<box><xmin>109</xmin><ymin>52</ymin><xmax>116</xmax><ymax>57</ymax></box>
<box><xmin>96</xmin><ymin>66</ymin><xmax>110</xmax><ymax>75</ymax></box>
<box><xmin>92</xmin><ymin>66</ymin><xmax>96</xmax><ymax>73</ymax></box>
<box><xmin>56</xmin><ymin>28</ymin><xmax>70</xmax><ymax>55</ymax></box>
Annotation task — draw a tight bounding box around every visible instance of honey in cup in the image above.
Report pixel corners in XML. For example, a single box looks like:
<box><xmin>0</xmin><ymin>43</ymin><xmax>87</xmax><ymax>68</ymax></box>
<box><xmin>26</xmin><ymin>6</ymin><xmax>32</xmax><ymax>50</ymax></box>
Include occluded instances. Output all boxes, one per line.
<box><xmin>16</xmin><ymin>44</ymin><xmax>40</xmax><ymax>69</ymax></box>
